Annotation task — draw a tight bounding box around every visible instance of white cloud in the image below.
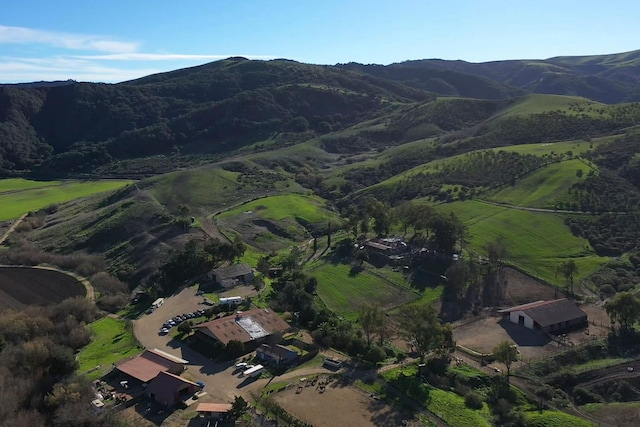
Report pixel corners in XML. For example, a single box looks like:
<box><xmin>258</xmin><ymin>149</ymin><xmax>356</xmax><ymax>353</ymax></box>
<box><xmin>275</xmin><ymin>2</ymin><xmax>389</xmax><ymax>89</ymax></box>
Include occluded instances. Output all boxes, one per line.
<box><xmin>0</xmin><ymin>25</ymin><xmax>139</xmax><ymax>53</ymax></box>
<box><xmin>74</xmin><ymin>53</ymin><xmax>276</xmax><ymax>61</ymax></box>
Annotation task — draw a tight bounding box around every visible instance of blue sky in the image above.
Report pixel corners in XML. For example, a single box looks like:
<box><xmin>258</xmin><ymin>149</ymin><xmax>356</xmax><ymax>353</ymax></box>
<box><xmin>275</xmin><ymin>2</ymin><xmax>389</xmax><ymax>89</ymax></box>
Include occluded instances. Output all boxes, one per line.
<box><xmin>1</xmin><ymin>0</ymin><xmax>638</xmax><ymax>83</ymax></box>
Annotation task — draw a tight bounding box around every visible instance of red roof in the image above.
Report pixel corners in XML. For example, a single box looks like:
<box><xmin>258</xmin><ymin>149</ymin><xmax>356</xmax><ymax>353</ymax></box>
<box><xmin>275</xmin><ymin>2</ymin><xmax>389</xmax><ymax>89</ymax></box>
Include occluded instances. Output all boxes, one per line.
<box><xmin>194</xmin><ymin>308</ymin><xmax>289</xmax><ymax>345</ymax></box>
<box><xmin>116</xmin><ymin>349</ymin><xmax>188</xmax><ymax>382</ymax></box>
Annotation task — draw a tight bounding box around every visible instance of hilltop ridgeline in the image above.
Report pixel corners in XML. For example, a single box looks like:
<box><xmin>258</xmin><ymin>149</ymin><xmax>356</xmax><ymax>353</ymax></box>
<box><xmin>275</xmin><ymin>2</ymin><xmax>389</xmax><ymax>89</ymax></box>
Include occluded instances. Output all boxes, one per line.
<box><xmin>1</xmin><ymin>50</ymin><xmax>640</xmax><ymax>177</ymax></box>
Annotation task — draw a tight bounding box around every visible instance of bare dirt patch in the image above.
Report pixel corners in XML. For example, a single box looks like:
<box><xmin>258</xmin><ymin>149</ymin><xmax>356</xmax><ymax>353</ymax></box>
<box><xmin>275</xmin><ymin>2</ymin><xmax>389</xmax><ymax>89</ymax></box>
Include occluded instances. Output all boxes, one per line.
<box><xmin>0</xmin><ymin>266</ymin><xmax>85</xmax><ymax>311</ymax></box>
<box><xmin>503</xmin><ymin>268</ymin><xmax>562</xmax><ymax>306</ymax></box>
<box><xmin>271</xmin><ymin>382</ymin><xmax>419</xmax><ymax>427</ymax></box>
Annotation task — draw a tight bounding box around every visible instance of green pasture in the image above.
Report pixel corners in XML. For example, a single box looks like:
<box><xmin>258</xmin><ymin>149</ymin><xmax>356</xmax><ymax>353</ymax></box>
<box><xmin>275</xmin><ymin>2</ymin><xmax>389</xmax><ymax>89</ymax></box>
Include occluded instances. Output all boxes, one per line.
<box><xmin>0</xmin><ymin>178</ymin><xmax>59</xmax><ymax>193</ymax></box>
<box><xmin>524</xmin><ymin>410</ymin><xmax>591</xmax><ymax>427</ymax></box>
<box><xmin>493</xmin><ymin>94</ymin><xmax>604</xmax><ymax>120</ymax></box>
<box><xmin>494</xmin><ymin>136</ymin><xmax>614</xmax><ymax>157</ymax></box>
<box><xmin>146</xmin><ymin>165</ymin><xmax>304</xmax><ymax>214</ymax></box>
<box><xmin>436</xmin><ymin>200</ymin><xmax>608</xmax><ymax>284</ymax></box>
<box><xmin>487</xmin><ymin>159</ymin><xmax>595</xmax><ymax>208</ymax></box>
<box><xmin>77</xmin><ymin>317</ymin><xmax>142</xmax><ymax>380</ymax></box>
<box><xmin>381</xmin><ymin>364</ymin><xmax>492</xmax><ymax>427</ymax></box>
<box><xmin>584</xmin><ymin>401</ymin><xmax>640</xmax><ymax>418</ymax></box>
<box><xmin>218</xmin><ymin>194</ymin><xmax>341</xmax><ymax>226</ymax></box>
<box><xmin>309</xmin><ymin>261</ymin><xmax>416</xmax><ymax>319</ymax></box>
<box><xmin>0</xmin><ymin>179</ymin><xmax>132</xmax><ymax>222</ymax></box>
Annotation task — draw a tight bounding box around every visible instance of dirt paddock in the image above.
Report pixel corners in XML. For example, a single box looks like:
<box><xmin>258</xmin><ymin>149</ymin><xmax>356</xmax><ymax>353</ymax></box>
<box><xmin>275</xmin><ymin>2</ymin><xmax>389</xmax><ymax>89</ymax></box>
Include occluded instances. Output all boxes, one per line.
<box><xmin>271</xmin><ymin>382</ymin><xmax>420</xmax><ymax>427</ymax></box>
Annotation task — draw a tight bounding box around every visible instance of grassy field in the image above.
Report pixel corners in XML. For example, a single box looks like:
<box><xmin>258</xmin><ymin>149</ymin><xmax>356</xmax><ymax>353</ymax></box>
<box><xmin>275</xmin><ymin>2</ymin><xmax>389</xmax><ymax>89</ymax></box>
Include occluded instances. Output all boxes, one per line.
<box><xmin>436</xmin><ymin>200</ymin><xmax>608</xmax><ymax>284</ymax></box>
<box><xmin>493</xmin><ymin>136</ymin><xmax>615</xmax><ymax>157</ymax></box>
<box><xmin>0</xmin><ymin>179</ymin><xmax>132</xmax><ymax>222</ymax></box>
<box><xmin>77</xmin><ymin>317</ymin><xmax>142</xmax><ymax>380</ymax></box>
<box><xmin>0</xmin><ymin>178</ymin><xmax>59</xmax><ymax>193</ymax></box>
<box><xmin>308</xmin><ymin>261</ymin><xmax>416</xmax><ymax>319</ymax></box>
<box><xmin>524</xmin><ymin>410</ymin><xmax>592</xmax><ymax>427</ymax></box>
<box><xmin>218</xmin><ymin>194</ymin><xmax>340</xmax><ymax>226</ymax></box>
<box><xmin>487</xmin><ymin>159</ymin><xmax>595</xmax><ymax>208</ymax></box>
<box><xmin>492</xmin><ymin>94</ymin><xmax>604</xmax><ymax>120</ymax></box>
<box><xmin>381</xmin><ymin>364</ymin><xmax>492</xmax><ymax>427</ymax></box>
<box><xmin>146</xmin><ymin>164</ymin><xmax>304</xmax><ymax>214</ymax></box>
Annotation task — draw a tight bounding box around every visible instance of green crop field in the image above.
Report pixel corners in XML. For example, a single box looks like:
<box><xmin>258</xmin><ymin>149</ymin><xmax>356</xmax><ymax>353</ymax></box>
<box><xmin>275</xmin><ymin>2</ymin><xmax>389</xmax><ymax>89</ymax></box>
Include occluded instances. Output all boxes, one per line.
<box><xmin>309</xmin><ymin>261</ymin><xmax>416</xmax><ymax>319</ymax></box>
<box><xmin>0</xmin><ymin>179</ymin><xmax>132</xmax><ymax>222</ymax></box>
<box><xmin>218</xmin><ymin>194</ymin><xmax>341</xmax><ymax>226</ymax></box>
<box><xmin>436</xmin><ymin>200</ymin><xmax>608</xmax><ymax>284</ymax></box>
<box><xmin>487</xmin><ymin>159</ymin><xmax>595</xmax><ymax>208</ymax></box>
<box><xmin>77</xmin><ymin>317</ymin><xmax>142</xmax><ymax>380</ymax></box>
<box><xmin>524</xmin><ymin>410</ymin><xmax>591</xmax><ymax>427</ymax></box>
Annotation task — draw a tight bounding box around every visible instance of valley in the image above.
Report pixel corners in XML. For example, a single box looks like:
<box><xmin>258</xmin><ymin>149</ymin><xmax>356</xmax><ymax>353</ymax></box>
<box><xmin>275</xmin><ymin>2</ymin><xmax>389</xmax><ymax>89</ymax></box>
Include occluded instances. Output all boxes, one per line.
<box><xmin>3</xmin><ymin>51</ymin><xmax>640</xmax><ymax>426</ymax></box>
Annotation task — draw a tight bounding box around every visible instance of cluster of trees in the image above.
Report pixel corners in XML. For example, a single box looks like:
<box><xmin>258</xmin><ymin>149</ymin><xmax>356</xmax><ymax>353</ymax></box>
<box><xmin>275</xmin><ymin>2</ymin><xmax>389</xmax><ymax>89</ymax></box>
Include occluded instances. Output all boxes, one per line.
<box><xmin>340</xmin><ymin>200</ymin><xmax>465</xmax><ymax>256</ymax></box>
<box><xmin>0</xmin><ymin>298</ymin><xmax>117</xmax><ymax>426</ymax></box>
<box><xmin>153</xmin><ymin>237</ymin><xmax>245</xmax><ymax>293</ymax></box>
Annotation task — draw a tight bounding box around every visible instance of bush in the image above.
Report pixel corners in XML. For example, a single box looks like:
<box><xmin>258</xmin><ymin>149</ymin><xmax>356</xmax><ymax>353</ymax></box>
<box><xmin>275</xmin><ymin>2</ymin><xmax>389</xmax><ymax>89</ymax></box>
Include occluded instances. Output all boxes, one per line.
<box><xmin>572</xmin><ymin>387</ymin><xmax>601</xmax><ymax>405</ymax></box>
<box><xmin>464</xmin><ymin>391</ymin><xmax>484</xmax><ymax>409</ymax></box>
<box><xmin>363</xmin><ymin>346</ymin><xmax>386</xmax><ymax>364</ymax></box>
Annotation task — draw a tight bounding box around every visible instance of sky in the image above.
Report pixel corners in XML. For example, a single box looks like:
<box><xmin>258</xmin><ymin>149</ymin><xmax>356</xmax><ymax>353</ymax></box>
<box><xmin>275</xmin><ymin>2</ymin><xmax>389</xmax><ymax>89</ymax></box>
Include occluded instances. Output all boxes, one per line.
<box><xmin>1</xmin><ymin>0</ymin><xmax>638</xmax><ymax>83</ymax></box>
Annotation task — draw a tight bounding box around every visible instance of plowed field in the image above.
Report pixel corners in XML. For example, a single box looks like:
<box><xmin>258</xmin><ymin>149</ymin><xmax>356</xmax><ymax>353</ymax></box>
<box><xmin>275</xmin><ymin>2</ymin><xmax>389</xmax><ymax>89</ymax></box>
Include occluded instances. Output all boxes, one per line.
<box><xmin>0</xmin><ymin>267</ymin><xmax>85</xmax><ymax>311</ymax></box>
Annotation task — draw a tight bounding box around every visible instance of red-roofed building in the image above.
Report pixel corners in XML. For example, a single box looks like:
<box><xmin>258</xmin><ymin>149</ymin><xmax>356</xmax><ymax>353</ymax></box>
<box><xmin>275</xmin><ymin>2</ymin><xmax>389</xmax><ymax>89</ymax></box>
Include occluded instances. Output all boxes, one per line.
<box><xmin>498</xmin><ymin>299</ymin><xmax>588</xmax><ymax>333</ymax></box>
<box><xmin>193</xmin><ymin>308</ymin><xmax>290</xmax><ymax>350</ymax></box>
<box><xmin>115</xmin><ymin>348</ymin><xmax>188</xmax><ymax>383</ymax></box>
<box><xmin>146</xmin><ymin>371</ymin><xmax>200</xmax><ymax>407</ymax></box>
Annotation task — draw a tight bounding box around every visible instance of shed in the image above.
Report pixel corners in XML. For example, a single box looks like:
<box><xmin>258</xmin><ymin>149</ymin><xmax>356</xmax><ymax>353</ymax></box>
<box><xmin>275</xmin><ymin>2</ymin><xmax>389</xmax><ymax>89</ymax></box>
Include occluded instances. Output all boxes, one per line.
<box><xmin>256</xmin><ymin>344</ymin><xmax>299</xmax><ymax>366</ymax></box>
<box><xmin>498</xmin><ymin>299</ymin><xmax>588</xmax><ymax>333</ymax></box>
<box><xmin>196</xmin><ymin>402</ymin><xmax>232</xmax><ymax>420</ymax></box>
<box><xmin>208</xmin><ymin>264</ymin><xmax>254</xmax><ymax>288</ymax></box>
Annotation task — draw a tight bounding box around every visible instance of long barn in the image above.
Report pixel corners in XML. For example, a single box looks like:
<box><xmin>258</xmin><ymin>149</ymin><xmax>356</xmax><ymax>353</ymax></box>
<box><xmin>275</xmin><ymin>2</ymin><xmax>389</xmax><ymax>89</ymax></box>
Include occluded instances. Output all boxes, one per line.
<box><xmin>498</xmin><ymin>299</ymin><xmax>588</xmax><ymax>333</ymax></box>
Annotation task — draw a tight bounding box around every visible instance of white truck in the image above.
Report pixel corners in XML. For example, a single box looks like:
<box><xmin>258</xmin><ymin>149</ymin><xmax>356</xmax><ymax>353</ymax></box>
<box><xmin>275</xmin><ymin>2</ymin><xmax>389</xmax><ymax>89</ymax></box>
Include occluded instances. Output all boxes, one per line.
<box><xmin>242</xmin><ymin>364</ymin><xmax>264</xmax><ymax>378</ymax></box>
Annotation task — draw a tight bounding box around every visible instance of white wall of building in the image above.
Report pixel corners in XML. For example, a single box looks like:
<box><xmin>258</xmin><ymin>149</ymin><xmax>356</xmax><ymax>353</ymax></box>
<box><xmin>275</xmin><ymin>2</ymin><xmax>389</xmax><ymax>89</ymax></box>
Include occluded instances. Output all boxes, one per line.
<box><xmin>509</xmin><ymin>311</ymin><xmax>534</xmax><ymax>329</ymax></box>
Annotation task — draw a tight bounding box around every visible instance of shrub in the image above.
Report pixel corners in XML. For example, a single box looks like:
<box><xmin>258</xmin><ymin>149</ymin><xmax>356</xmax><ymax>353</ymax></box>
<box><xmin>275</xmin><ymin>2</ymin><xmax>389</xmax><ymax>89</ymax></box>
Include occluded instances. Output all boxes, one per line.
<box><xmin>572</xmin><ymin>387</ymin><xmax>601</xmax><ymax>405</ymax></box>
<box><xmin>464</xmin><ymin>391</ymin><xmax>484</xmax><ymax>410</ymax></box>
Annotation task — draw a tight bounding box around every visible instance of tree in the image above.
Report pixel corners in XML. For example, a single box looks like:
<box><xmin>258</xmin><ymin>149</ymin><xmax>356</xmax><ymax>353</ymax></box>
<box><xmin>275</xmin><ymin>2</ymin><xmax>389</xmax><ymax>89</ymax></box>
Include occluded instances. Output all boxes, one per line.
<box><xmin>398</xmin><ymin>305</ymin><xmax>454</xmax><ymax>361</ymax></box>
<box><xmin>555</xmin><ymin>259</ymin><xmax>579</xmax><ymax>295</ymax></box>
<box><xmin>229</xmin><ymin>395</ymin><xmax>249</xmax><ymax>420</ymax></box>
<box><xmin>534</xmin><ymin>384</ymin><xmax>554</xmax><ymax>412</ymax></box>
<box><xmin>493</xmin><ymin>340</ymin><xmax>518</xmax><ymax>378</ymax></box>
<box><xmin>177</xmin><ymin>321</ymin><xmax>192</xmax><ymax>335</ymax></box>
<box><xmin>605</xmin><ymin>292</ymin><xmax>640</xmax><ymax>330</ymax></box>
<box><xmin>358</xmin><ymin>303</ymin><xmax>384</xmax><ymax>348</ymax></box>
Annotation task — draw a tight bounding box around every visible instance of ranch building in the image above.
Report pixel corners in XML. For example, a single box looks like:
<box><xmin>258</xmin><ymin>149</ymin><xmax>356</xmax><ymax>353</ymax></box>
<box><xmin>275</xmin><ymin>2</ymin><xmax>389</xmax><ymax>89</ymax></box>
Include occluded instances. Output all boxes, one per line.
<box><xmin>256</xmin><ymin>343</ymin><xmax>299</xmax><ymax>366</ymax></box>
<box><xmin>193</xmin><ymin>308</ymin><xmax>290</xmax><ymax>352</ymax></box>
<box><xmin>196</xmin><ymin>402</ymin><xmax>232</xmax><ymax>422</ymax></box>
<box><xmin>146</xmin><ymin>371</ymin><xmax>200</xmax><ymax>407</ymax></box>
<box><xmin>498</xmin><ymin>299</ymin><xmax>588</xmax><ymax>333</ymax></box>
<box><xmin>115</xmin><ymin>348</ymin><xmax>188</xmax><ymax>383</ymax></box>
<box><xmin>207</xmin><ymin>263</ymin><xmax>254</xmax><ymax>288</ymax></box>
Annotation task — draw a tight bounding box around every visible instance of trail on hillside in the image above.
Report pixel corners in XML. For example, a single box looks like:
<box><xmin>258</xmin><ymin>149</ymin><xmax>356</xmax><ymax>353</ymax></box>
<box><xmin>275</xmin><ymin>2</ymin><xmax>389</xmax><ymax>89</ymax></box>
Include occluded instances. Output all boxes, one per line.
<box><xmin>477</xmin><ymin>199</ymin><xmax>626</xmax><ymax>215</ymax></box>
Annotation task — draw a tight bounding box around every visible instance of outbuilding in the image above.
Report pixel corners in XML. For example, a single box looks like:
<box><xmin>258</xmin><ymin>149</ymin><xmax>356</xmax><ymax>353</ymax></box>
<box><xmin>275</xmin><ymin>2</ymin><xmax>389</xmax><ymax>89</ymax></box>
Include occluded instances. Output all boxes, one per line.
<box><xmin>498</xmin><ymin>299</ymin><xmax>588</xmax><ymax>333</ymax></box>
<box><xmin>208</xmin><ymin>264</ymin><xmax>254</xmax><ymax>288</ymax></box>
